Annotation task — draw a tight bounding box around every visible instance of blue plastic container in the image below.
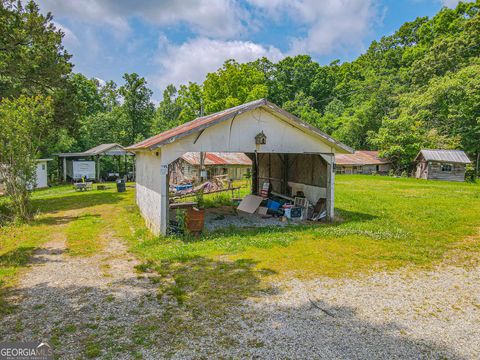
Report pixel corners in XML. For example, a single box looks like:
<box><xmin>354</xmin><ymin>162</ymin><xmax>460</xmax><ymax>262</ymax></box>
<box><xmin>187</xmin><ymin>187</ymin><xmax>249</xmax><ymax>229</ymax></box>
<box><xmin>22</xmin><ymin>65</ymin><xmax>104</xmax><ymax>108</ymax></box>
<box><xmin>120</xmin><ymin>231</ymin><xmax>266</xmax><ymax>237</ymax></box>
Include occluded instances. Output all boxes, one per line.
<box><xmin>266</xmin><ymin>199</ymin><xmax>281</xmax><ymax>210</ymax></box>
<box><xmin>175</xmin><ymin>184</ymin><xmax>193</xmax><ymax>191</ymax></box>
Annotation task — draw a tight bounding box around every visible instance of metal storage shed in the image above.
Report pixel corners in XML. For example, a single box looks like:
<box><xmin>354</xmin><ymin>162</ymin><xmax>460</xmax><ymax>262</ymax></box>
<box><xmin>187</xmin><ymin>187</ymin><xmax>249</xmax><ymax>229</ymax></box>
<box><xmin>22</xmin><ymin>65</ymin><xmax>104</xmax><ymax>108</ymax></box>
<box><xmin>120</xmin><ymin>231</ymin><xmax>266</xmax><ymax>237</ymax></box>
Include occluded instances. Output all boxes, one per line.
<box><xmin>127</xmin><ymin>99</ymin><xmax>353</xmax><ymax>235</ymax></box>
<box><xmin>336</xmin><ymin>151</ymin><xmax>392</xmax><ymax>174</ymax></box>
<box><xmin>170</xmin><ymin>152</ymin><xmax>252</xmax><ymax>183</ymax></box>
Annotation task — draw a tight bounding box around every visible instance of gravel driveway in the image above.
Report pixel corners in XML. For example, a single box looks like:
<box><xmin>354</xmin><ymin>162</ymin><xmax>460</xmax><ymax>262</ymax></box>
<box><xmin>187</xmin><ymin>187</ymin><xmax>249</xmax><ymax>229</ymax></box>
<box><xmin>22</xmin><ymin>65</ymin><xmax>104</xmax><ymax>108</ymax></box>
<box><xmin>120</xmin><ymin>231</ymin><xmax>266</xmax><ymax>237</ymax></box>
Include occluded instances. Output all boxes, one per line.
<box><xmin>0</xmin><ymin>226</ymin><xmax>164</xmax><ymax>359</ymax></box>
<box><xmin>1</xmin><ymin>227</ymin><xmax>479</xmax><ymax>359</ymax></box>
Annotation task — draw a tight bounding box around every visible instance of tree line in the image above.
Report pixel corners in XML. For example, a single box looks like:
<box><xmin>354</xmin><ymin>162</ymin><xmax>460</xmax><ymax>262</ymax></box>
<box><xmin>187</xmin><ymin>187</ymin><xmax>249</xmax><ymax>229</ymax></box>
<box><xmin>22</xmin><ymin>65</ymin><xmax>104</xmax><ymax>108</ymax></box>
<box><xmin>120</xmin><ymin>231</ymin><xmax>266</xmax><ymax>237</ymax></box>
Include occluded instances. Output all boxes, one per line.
<box><xmin>0</xmin><ymin>0</ymin><xmax>479</xmax><ymax>220</ymax></box>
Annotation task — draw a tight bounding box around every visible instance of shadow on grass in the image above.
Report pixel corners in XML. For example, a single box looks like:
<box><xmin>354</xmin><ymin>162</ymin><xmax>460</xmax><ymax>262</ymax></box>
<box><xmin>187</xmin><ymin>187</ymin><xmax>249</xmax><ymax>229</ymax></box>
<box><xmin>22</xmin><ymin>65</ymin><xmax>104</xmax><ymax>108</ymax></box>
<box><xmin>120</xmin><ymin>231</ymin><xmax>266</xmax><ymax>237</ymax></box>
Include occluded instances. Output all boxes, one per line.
<box><xmin>34</xmin><ymin>213</ymin><xmax>101</xmax><ymax>227</ymax></box>
<box><xmin>0</xmin><ymin>247</ymin><xmax>36</xmax><ymax>268</ymax></box>
<box><xmin>139</xmin><ymin>256</ymin><xmax>278</xmax><ymax>312</ymax></box>
<box><xmin>31</xmin><ymin>192</ymin><xmax>125</xmax><ymax>213</ymax></box>
<box><xmin>0</xmin><ymin>245</ymin><xmax>64</xmax><ymax>317</ymax></box>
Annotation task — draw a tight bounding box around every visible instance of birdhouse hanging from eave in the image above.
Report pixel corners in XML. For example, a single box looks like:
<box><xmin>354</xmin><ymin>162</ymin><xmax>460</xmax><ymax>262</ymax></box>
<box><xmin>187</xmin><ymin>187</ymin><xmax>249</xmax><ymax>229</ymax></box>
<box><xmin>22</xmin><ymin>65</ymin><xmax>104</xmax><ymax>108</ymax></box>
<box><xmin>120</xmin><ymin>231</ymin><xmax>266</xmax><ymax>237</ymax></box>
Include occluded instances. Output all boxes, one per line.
<box><xmin>255</xmin><ymin>131</ymin><xmax>267</xmax><ymax>145</ymax></box>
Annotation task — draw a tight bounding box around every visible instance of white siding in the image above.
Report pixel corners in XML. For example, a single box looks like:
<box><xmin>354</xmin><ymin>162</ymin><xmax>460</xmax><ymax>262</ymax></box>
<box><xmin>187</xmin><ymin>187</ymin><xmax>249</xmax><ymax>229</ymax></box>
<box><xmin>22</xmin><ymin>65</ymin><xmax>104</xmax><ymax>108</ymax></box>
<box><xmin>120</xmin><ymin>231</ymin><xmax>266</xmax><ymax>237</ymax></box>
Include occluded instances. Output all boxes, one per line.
<box><xmin>135</xmin><ymin>152</ymin><xmax>164</xmax><ymax>234</ymax></box>
<box><xmin>35</xmin><ymin>161</ymin><xmax>48</xmax><ymax>188</ymax></box>
<box><xmin>159</xmin><ymin>109</ymin><xmax>336</xmax><ymax>164</ymax></box>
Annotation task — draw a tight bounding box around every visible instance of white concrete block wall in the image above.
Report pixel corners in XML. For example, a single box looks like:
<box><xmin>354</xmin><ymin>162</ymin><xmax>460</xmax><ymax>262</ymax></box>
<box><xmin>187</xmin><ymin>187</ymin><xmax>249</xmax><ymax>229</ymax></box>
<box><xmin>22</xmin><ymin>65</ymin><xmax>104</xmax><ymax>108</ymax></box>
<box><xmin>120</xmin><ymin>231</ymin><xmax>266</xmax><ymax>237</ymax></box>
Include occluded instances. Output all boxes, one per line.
<box><xmin>135</xmin><ymin>152</ymin><xmax>163</xmax><ymax>235</ymax></box>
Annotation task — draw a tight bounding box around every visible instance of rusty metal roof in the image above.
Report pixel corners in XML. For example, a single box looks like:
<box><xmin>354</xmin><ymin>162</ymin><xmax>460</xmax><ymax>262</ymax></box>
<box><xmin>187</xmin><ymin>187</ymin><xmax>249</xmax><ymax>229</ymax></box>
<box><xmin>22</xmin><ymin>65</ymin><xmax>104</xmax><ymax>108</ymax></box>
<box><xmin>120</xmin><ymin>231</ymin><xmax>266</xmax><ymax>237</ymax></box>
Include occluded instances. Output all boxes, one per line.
<box><xmin>55</xmin><ymin>143</ymin><xmax>133</xmax><ymax>158</ymax></box>
<box><xmin>126</xmin><ymin>99</ymin><xmax>353</xmax><ymax>153</ymax></box>
<box><xmin>415</xmin><ymin>149</ymin><xmax>471</xmax><ymax>164</ymax></box>
<box><xmin>335</xmin><ymin>151</ymin><xmax>391</xmax><ymax>166</ymax></box>
<box><xmin>181</xmin><ymin>152</ymin><xmax>252</xmax><ymax>166</ymax></box>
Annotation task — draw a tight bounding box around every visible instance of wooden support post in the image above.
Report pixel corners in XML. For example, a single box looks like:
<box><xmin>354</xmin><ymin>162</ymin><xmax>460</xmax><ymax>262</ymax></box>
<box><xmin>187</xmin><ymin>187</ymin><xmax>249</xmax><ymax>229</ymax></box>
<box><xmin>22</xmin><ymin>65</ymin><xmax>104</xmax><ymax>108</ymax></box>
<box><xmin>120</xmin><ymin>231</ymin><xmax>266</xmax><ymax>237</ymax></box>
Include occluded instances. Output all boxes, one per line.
<box><xmin>252</xmin><ymin>152</ymin><xmax>258</xmax><ymax>195</ymax></box>
<box><xmin>62</xmin><ymin>157</ymin><xmax>67</xmax><ymax>183</ymax></box>
<box><xmin>117</xmin><ymin>155</ymin><xmax>121</xmax><ymax>177</ymax></box>
<box><xmin>160</xmin><ymin>164</ymin><xmax>169</xmax><ymax>236</ymax></box>
<box><xmin>199</xmin><ymin>151</ymin><xmax>205</xmax><ymax>182</ymax></box>
<box><xmin>476</xmin><ymin>152</ymin><xmax>479</xmax><ymax>179</ymax></box>
<box><xmin>96</xmin><ymin>155</ymin><xmax>100</xmax><ymax>181</ymax></box>
<box><xmin>282</xmin><ymin>153</ymin><xmax>289</xmax><ymax>194</ymax></box>
<box><xmin>326</xmin><ymin>155</ymin><xmax>335</xmax><ymax>221</ymax></box>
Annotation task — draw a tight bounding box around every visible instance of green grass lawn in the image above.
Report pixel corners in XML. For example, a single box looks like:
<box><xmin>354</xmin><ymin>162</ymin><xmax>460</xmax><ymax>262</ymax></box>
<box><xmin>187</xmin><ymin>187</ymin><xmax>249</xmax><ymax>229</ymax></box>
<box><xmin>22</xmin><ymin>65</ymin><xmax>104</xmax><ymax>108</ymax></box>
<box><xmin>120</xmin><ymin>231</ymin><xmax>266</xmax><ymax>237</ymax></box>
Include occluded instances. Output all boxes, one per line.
<box><xmin>128</xmin><ymin>175</ymin><xmax>480</xmax><ymax>279</ymax></box>
<box><xmin>1</xmin><ymin>176</ymin><xmax>479</xmax><ymax>315</ymax></box>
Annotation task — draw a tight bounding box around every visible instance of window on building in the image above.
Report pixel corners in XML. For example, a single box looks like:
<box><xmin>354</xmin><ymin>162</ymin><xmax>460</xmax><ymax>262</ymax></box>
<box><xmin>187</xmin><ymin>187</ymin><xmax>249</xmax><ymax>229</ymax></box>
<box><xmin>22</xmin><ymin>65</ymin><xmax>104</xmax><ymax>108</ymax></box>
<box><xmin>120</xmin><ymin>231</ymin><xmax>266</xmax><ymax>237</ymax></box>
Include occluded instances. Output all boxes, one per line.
<box><xmin>441</xmin><ymin>163</ymin><xmax>452</xmax><ymax>172</ymax></box>
<box><xmin>41</xmin><ymin>164</ymin><xmax>45</xmax><ymax>170</ymax></box>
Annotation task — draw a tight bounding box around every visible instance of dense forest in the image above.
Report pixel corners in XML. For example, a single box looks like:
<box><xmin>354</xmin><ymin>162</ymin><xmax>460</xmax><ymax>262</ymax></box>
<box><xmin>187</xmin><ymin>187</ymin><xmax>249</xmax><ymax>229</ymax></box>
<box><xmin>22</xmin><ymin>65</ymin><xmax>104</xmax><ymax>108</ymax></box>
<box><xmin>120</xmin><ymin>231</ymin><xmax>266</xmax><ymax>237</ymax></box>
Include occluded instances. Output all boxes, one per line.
<box><xmin>1</xmin><ymin>0</ymin><xmax>479</xmax><ymax>211</ymax></box>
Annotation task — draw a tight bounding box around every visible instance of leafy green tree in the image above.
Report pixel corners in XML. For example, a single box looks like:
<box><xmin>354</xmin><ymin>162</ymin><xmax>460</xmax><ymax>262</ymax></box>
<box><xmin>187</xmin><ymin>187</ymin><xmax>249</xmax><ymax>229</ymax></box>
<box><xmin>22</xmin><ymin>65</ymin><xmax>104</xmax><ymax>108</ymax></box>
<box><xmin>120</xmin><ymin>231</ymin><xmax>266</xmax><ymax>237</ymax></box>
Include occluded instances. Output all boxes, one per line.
<box><xmin>152</xmin><ymin>85</ymin><xmax>182</xmax><ymax>133</ymax></box>
<box><xmin>80</xmin><ymin>107</ymin><xmax>129</xmax><ymax>148</ymax></box>
<box><xmin>119</xmin><ymin>73</ymin><xmax>155</xmax><ymax>144</ymax></box>
<box><xmin>203</xmin><ymin>60</ymin><xmax>268</xmax><ymax>113</ymax></box>
<box><xmin>0</xmin><ymin>0</ymin><xmax>76</xmax><ymax>131</ymax></box>
<box><xmin>401</xmin><ymin>64</ymin><xmax>480</xmax><ymax>172</ymax></box>
<box><xmin>0</xmin><ymin>96</ymin><xmax>53</xmax><ymax>220</ymax></box>
<box><xmin>282</xmin><ymin>92</ymin><xmax>323</xmax><ymax>129</ymax></box>
<box><xmin>69</xmin><ymin>74</ymin><xmax>104</xmax><ymax>117</ymax></box>
<box><xmin>176</xmin><ymin>82</ymin><xmax>204</xmax><ymax>123</ymax></box>
<box><xmin>268</xmin><ymin>55</ymin><xmax>320</xmax><ymax>107</ymax></box>
<box><xmin>100</xmin><ymin>80</ymin><xmax>119</xmax><ymax>111</ymax></box>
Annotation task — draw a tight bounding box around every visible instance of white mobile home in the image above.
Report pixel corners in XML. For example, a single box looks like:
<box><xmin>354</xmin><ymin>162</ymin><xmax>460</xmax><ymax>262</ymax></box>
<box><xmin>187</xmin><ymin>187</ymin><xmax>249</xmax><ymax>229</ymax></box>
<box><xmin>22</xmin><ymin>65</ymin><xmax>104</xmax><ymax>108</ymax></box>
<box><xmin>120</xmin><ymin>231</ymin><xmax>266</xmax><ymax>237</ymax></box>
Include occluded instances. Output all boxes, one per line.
<box><xmin>66</xmin><ymin>160</ymin><xmax>96</xmax><ymax>181</ymax></box>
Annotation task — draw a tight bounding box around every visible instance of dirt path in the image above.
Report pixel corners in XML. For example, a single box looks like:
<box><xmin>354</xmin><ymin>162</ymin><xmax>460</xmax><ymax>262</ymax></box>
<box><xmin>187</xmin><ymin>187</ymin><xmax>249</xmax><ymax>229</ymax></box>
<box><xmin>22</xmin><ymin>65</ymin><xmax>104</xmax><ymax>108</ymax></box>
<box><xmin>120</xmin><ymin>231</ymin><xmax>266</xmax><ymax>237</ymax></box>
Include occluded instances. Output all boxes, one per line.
<box><xmin>0</xmin><ymin>226</ymin><xmax>163</xmax><ymax>359</ymax></box>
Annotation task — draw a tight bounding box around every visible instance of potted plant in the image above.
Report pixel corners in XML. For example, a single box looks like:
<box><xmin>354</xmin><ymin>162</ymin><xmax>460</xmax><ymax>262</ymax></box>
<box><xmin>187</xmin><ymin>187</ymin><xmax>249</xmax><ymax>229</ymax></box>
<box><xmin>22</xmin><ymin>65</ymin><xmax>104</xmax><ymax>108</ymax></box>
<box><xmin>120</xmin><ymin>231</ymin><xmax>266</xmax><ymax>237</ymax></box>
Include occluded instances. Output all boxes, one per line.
<box><xmin>186</xmin><ymin>188</ymin><xmax>205</xmax><ymax>235</ymax></box>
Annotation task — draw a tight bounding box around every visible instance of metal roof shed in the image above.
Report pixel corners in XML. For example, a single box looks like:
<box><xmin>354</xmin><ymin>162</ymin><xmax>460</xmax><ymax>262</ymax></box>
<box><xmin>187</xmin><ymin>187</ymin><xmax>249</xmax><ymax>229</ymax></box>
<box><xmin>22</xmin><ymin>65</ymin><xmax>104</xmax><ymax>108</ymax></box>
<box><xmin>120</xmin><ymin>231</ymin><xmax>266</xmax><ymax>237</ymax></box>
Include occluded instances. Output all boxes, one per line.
<box><xmin>414</xmin><ymin>149</ymin><xmax>471</xmax><ymax>182</ymax></box>
<box><xmin>127</xmin><ymin>99</ymin><xmax>353</xmax><ymax>235</ymax></box>
<box><xmin>55</xmin><ymin>143</ymin><xmax>134</xmax><ymax>182</ymax></box>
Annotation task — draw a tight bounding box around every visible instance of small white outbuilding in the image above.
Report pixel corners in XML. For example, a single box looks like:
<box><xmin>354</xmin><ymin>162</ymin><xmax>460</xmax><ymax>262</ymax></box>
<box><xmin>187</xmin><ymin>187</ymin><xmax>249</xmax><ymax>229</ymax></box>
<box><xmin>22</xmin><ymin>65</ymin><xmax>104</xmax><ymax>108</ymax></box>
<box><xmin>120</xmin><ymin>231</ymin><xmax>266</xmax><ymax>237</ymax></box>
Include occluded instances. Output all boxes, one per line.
<box><xmin>0</xmin><ymin>158</ymin><xmax>51</xmax><ymax>194</ymax></box>
<box><xmin>34</xmin><ymin>159</ymin><xmax>52</xmax><ymax>188</ymax></box>
<box><xmin>127</xmin><ymin>99</ymin><xmax>353</xmax><ymax>235</ymax></box>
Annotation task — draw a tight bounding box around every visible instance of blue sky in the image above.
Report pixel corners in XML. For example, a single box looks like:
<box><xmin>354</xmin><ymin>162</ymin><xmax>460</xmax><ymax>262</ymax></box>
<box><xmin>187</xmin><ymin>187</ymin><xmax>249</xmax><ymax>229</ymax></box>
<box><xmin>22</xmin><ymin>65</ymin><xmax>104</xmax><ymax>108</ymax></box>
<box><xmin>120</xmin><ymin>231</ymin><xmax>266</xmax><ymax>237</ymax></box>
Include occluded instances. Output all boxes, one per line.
<box><xmin>37</xmin><ymin>0</ymin><xmax>462</xmax><ymax>102</ymax></box>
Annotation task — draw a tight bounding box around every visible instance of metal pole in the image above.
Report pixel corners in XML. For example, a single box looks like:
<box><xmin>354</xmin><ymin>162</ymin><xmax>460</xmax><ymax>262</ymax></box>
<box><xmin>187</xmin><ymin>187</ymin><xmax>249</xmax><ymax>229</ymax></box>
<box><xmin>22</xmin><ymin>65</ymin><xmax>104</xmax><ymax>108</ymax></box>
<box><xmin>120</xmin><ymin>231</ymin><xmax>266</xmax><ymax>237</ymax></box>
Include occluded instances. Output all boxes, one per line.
<box><xmin>476</xmin><ymin>152</ymin><xmax>479</xmax><ymax>179</ymax></box>
<box><xmin>199</xmin><ymin>152</ymin><xmax>204</xmax><ymax>182</ymax></box>
<box><xmin>62</xmin><ymin>157</ymin><xmax>67</xmax><ymax>183</ymax></box>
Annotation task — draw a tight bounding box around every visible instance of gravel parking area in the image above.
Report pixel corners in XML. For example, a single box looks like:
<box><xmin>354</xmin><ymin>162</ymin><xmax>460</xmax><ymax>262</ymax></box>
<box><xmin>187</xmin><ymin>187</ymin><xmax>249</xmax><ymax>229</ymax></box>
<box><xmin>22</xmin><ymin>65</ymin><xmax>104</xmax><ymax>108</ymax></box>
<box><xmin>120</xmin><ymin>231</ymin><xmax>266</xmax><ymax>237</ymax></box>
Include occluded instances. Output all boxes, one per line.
<box><xmin>237</xmin><ymin>263</ymin><xmax>480</xmax><ymax>359</ymax></box>
<box><xmin>168</xmin><ymin>260</ymin><xmax>480</xmax><ymax>359</ymax></box>
<box><xmin>2</xmin><ymin>225</ymin><xmax>479</xmax><ymax>359</ymax></box>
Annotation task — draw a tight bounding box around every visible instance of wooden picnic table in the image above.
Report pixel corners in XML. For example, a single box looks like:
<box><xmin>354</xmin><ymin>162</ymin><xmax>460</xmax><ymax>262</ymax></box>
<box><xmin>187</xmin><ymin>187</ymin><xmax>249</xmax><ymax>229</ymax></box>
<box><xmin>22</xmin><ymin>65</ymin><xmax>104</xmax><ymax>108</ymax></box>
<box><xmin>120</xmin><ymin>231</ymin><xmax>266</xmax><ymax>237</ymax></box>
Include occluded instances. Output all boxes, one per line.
<box><xmin>73</xmin><ymin>182</ymin><xmax>93</xmax><ymax>191</ymax></box>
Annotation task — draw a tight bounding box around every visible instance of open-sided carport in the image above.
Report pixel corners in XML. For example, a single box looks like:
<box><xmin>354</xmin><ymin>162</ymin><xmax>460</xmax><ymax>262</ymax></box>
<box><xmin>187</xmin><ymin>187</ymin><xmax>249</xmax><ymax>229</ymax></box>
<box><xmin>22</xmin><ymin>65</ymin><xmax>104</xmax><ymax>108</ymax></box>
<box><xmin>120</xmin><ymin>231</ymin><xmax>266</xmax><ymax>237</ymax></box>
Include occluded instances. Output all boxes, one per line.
<box><xmin>126</xmin><ymin>99</ymin><xmax>353</xmax><ymax>235</ymax></box>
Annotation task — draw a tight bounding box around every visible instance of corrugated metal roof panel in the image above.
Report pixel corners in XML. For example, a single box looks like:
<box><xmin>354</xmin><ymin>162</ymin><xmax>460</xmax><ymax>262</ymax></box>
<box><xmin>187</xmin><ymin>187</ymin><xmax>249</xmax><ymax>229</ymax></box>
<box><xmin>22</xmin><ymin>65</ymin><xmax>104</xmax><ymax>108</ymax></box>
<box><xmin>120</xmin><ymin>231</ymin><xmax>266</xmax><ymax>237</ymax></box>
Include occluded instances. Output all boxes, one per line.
<box><xmin>181</xmin><ymin>152</ymin><xmax>252</xmax><ymax>166</ymax></box>
<box><xmin>335</xmin><ymin>151</ymin><xmax>390</xmax><ymax>166</ymax></box>
<box><xmin>416</xmin><ymin>150</ymin><xmax>471</xmax><ymax>164</ymax></box>
<box><xmin>55</xmin><ymin>143</ymin><xmax>133</xmax><ymax>157</ymax></box>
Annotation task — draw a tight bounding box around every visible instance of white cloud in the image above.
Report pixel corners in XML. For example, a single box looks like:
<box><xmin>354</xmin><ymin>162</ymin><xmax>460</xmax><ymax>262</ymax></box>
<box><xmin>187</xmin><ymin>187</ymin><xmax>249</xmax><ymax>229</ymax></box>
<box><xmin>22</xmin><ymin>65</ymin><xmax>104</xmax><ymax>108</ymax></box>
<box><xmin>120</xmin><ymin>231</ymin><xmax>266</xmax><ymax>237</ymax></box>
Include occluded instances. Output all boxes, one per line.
<box><xmin>38</xmin><ymin>0</ymin><xmax>248</xmax><ymax>38</ymax></box>
<box><xmin>440</xmin><ymin>0</ymin><xmax>461</xmax><ymax>7</ymax></box>
<box><xmin>94</xmin><ymin>77</ymin><xmax>106</xmax><ymax>87</ymax></box>
<box><xmin>151</xmin><ymin>37</ymin><xmax>284</xmax><ymax>91</ymax></box>
<box><xmin>53</xmin><ymin>22</ymin><xmax>79</xmax><ymax>47</ymax></box>
<box><xmin>248</xmin><ymin>0</ymin><xmax>380</xmax><ymax>55</ymax></box>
